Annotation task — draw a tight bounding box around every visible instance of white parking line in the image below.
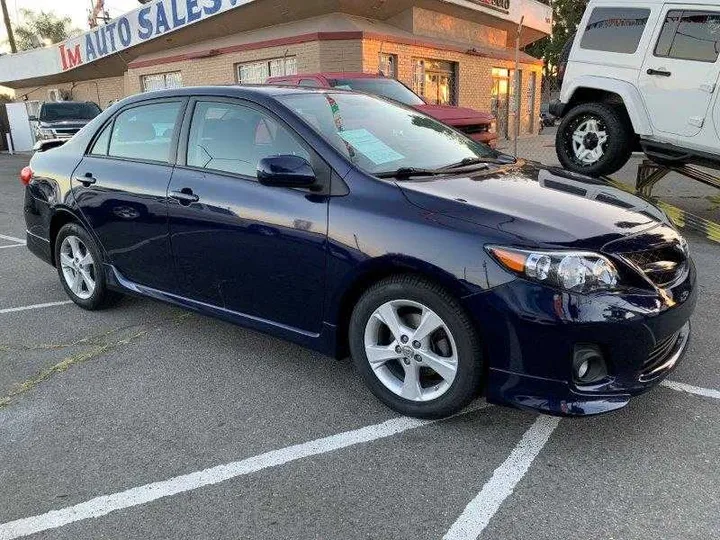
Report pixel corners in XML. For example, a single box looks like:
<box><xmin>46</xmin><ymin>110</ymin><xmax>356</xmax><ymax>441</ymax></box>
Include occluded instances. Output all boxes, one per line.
<box><xmin>0</xmin><ymin>243</ymin><xmax>26</xmax><ymax>249</ymax></box>
<box><xmin>0</xmin><ymin>301</ymin><xmax>73</xmax><ymax>315</ymax></box>
<box><xmin>0</xmin><ymin>402</ymin><xmax>491</xmax><ymax>539</ymax></box>
<box><xmin>443</xmin><ymin>416</ymin><xmax>561</xmax><ymax>540</ymax></box>
<box><xmin>0</xmin><ymin>234</ymin><xmax>25</xmax><ymax>244</ymax></box>
<box><xmin>662</xmin><ymin>380</ymin><xmax>720</xmax><ymax>400</ymax></box>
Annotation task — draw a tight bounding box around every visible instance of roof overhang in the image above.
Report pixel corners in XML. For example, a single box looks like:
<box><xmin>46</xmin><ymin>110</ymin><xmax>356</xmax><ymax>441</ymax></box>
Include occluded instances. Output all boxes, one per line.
<box><xmin>0</xmin><ymin>0</ymin><xmax>550</xmax><ymax>88</ymax></box>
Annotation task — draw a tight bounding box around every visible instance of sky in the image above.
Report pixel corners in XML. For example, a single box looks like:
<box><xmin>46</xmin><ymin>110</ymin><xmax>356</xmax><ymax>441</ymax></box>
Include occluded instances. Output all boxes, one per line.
<box><xmin>1</xmin><ymin>0</ymin><xmax>141</xmax><ymax>52</ymax></box>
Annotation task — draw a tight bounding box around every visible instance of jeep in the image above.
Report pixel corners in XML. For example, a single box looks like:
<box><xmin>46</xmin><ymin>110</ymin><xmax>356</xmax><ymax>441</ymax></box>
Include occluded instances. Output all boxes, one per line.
<box><xmin>551</xmin><ymin>0</ymin><xmax>720</xmax><ymax>176</ymax></box>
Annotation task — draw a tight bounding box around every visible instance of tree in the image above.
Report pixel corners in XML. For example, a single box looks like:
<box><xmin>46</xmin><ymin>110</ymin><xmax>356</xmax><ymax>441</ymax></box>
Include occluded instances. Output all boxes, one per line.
<box><xmin>525</xmin><ymin>0</ymin><xmax>588</xmax><ymax>75</ymax></box>
<box><xmin>14</xmin><ymin>9</ymin><xmax>81</xmax><ymax>51</ymax></box>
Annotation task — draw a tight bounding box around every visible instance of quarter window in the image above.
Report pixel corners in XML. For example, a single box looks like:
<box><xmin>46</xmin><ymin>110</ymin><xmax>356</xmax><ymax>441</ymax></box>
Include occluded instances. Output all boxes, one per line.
<box><xmin>89</xmin><ymin>123</ymin><xmax>112</xmax><ymax>156</ymax></box>
<box><xmin>186</xmin><ymin>101</ymin><xmax>310</xmax><ymax>177</ymax></box>
<box><xmin>655</xmin><ymin>10</ymin><xmax>720</xmax><ymax>63</ymax></box>
<box><xmin>580</xmin><ymin>8</ymin><xmax>651</xmax><ymax>54</ymax></box>
<box><xmin>108</xmin><ymin>101</ymin><xmax>181</xmax><ymax>162</ymax></box>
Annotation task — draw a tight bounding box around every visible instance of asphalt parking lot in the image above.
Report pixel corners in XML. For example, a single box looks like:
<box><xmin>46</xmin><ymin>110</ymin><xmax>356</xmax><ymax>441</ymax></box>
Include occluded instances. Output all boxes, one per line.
<box><xmin>0</xmin><ymin>153</ymin><xmax>718</xmax><ymax>540</ymax></box>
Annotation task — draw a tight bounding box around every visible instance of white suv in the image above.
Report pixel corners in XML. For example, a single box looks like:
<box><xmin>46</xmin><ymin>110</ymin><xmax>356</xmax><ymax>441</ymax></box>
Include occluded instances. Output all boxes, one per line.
<box><xmin>552</xmin><ymin>0</ymin><xmax>720</xmax><ymax>176</ymax></box>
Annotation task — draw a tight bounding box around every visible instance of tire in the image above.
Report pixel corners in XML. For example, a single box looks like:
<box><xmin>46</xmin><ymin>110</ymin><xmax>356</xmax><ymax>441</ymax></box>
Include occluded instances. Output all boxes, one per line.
<box><xmin>54</xmin><ymin>223</ymin><xmax>121</xmax><ymax>310</ymax></box>
<box><xmin>349</xmin><ymin>275</ymin><xmax>483</xmax><ymax>419</ymax></box>
<box><xmin>556</xmin><ymin>103</ymin><xmax>633</xmax><ymax>177</ymax></box>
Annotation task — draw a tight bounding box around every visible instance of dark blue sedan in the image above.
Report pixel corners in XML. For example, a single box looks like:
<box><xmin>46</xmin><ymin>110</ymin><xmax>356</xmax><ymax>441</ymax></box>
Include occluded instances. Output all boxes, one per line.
<box><xmin>21</xmin><ymin>86</ymin><xmax>696</xmax><ymax>418</ymax></box>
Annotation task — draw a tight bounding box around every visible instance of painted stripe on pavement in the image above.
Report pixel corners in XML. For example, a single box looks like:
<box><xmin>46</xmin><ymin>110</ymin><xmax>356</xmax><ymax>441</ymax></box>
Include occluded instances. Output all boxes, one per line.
<box><xmin>0</xmin><ymin>301</ymin><xmax>74</xmax><ymax>315</ymax></box>
<box><xmin>662</xmin><ymin>380</ymin><xmax>720</xmax><ymax>400</ymax></box>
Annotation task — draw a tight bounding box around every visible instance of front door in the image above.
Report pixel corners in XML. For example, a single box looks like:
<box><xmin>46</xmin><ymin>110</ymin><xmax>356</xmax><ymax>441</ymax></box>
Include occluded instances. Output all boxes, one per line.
<box><xmin>72</xmin><ymin>99</ymin><xmax>184</xmax><ymax>291</ymax></box>
<box><xmin>639</xmin><ymin>6</ymin><xmax>720</xmax><ymax>138</ymax></box>
<box><xmin>167</xmin><ymin>99</ymin><xmax>328</xmax><ymax>334</ymax></box>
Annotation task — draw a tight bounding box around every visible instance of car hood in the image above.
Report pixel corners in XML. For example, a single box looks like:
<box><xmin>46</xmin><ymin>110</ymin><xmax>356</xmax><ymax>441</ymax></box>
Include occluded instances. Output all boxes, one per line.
<box><xmin>399</xmin><ymin>162</ymin><xmax>672</xmax><ymax>249</ymax></box>
<box><xmin>38</xmin><ymin>120</ymin><xmax>91</xmax><ymax>129</ymax></box>
<box><xmin>414</xmin><ymin>104</ymin><xmax>494</xmax><ymax>126</ymax></box>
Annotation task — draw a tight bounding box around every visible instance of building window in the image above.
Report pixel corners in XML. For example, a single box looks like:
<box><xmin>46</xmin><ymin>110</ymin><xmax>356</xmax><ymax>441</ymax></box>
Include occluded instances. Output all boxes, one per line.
<box><xmin>141</xmin><ymin>72</ymin><xmax>183</xmax><ymax>92</ymax></box>
<box><xmin>412</xmin><ymin>59</ymin><xmax>457</xmax><ymax>105</ymax></box>
<box><xmin>237</xmin><ymin>57</ymin><xmax>297</xmax><ymax>84</ymax></box>
<box><xmin>379</xmin><ymin>53</ymin><xmax>397</xmax><ymax>78</ymax></box>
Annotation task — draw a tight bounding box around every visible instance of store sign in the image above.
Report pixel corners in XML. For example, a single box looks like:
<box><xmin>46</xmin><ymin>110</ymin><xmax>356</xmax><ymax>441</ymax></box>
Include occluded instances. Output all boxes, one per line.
<box><xmin>59</xmin><ymin>0</ymin><xmax>252</xmax><ymax>71</ymax></box>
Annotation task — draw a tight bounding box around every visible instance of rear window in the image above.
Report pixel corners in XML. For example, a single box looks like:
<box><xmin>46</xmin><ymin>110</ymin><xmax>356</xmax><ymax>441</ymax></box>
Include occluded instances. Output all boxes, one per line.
<box><xmin>329</xmin><ymin>78</ymin><xmax>425</xmax><ymax>107</ymax></box>
<box><xmin>40</xmin><ymin>102</ymin><xmax>101</xmax><ymax>121</ymax></box>
<box><xmin>580</xmin><ymin>8</ymin><xmax>651</xmax><ymax>54</ymax></box>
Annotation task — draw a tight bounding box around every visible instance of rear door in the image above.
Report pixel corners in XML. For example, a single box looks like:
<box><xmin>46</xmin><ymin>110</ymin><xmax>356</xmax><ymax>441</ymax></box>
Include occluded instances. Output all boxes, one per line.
<box><xmin>72</xmin><ymin>99</ymin><xmax>185</xmax><ymax>291</ymax></box>
<box><xmin>167</xmin><ymin>98</ymin><xmax>329</xmax><ymax>333</ymax></box>
<box><xmin>639</xmin><ymin>6</ymin><xmax>720</xmax><ymax>138</ymax></box>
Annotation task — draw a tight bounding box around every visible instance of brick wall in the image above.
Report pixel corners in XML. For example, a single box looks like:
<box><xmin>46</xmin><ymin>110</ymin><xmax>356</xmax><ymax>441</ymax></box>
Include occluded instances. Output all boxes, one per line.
<box><xmin>14</xmin><ymin>76</ymin><xmax>125</xmax><ymax>109</ymax></box>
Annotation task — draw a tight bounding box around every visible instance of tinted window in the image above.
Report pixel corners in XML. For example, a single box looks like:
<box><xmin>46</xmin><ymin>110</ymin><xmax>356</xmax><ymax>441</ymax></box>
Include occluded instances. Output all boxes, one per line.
<box><xmin>40</xmin><ymin>102</ymin><xmax>101</xmax><ymax>121</ymax></box>
<box><xmin>655</xmin><ymin>10</ymin><xmax>720</xmax><ymax>62</ymax></box>
<box><xmin>580</xmin><ymin>8</ymin><xmax>650</xmax><ymax>53</ymax></box>
<box><xmin>108</xmin><ymin>101</ymin><xmax>181</xmax><ymax>162</ymax></box>
<box><xmin>89</xmin><ymin>123</ymin><xmax>112</xmax><ymax>156</ymax></box>
<box><xmin>276</xmin><ymin>92</ymin><xmax>494</xmax><ymax>175</ymax></box>
<box><xmin>187</xmin><ymin>101</ymin><xmax>310</xmax><ymax>177</ymax></box>
<box><xmin>329</xmin><ymin>78</ymin><xmax>425</xmax><ymax>106</ymax></box>
<box><xmin>299</xmin><ymin>79</ymin><xmax>322</xmax><ymax>87</ymax></box>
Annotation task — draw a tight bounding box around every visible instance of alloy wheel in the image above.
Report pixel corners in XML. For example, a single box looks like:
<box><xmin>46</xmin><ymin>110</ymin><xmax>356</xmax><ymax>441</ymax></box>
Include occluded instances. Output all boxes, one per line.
<box><xmin>363</xmin><ymin>299</ymin><xmax>458</xmax><ymax>402</ymax></box>
<box><xmin>571</xmin><ymin>116</ymin><xmax>608</xmax><ymax>165</ymax></box>
<box><xmin>60</xmin><ymin>235</ymin><xmax>96</xmax><ymax>300</ymax></box>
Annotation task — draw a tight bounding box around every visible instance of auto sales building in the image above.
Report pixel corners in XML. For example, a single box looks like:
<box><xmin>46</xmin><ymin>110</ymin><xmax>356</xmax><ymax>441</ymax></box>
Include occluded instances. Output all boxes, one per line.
<box><xmin>0</xmin><ymin>0</ymin><xmax>551</xmax><ymax>139</ymax></box>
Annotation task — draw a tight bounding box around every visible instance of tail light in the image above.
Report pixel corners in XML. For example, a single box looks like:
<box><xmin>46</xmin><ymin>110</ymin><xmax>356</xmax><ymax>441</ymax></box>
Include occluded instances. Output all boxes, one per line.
<box><xmin>19</xmin><ymin>166</ymin><xmax>33</xmax><ymax>186</ymax></box>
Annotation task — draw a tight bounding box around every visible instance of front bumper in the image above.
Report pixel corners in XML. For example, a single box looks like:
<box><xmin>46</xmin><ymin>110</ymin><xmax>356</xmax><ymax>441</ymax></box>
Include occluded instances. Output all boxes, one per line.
<box><xmin>463</xmin><ymin>259</ymin><xmax>697</xmax><ymax>416</ymax></box>
<box><xmin>468</xmin><ymin>131</ymin><xmax>497</xmax><ymax>148</ymax></box>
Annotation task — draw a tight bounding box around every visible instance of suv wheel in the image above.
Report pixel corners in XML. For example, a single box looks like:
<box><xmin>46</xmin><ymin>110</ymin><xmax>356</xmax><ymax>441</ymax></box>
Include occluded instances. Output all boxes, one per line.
<box><xmin>349</xmin><ymin>275</ymin><xmax>483</xmax><ymax>419</ymax></box>
<box><xmin>556</xmin><ymin>103</ymin><xmax>633</xmax><ymax>177</ymax></box>
<box><xmin>55</xmin><ymin>223</ymin><xmax>121</xmax><ymax>310</ymax></box>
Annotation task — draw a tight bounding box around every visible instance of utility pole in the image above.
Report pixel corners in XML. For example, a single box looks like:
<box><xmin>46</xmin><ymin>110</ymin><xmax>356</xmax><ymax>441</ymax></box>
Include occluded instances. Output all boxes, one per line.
<box><xmin>512</xmin><ymin>16</ymin><xmax>524</xmax><ymax>158</ymax></box>
<box><xmin>1</xmin><ymin>0</ymin><xmax>17</xmax><ymax>53</ymax></box>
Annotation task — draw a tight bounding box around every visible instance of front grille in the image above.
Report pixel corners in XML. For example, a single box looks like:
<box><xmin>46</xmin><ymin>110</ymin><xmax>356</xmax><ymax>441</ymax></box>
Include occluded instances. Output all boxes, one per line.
<box><xmin>457</xmin><ymin>124</ymin><xmax>489</xmax><ymax>135</ymax></box>
<box><xmin>617</xmin><ymin>242</ymin><xmax>687</xmax><ymax>287</ymax></box>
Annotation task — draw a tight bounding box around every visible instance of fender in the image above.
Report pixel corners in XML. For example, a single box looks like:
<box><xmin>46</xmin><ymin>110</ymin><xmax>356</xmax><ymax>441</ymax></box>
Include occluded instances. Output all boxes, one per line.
<box><xmin>561</xmin><ymin>76</ymin><xmax>653</xmax><ymax>136</ymax></box>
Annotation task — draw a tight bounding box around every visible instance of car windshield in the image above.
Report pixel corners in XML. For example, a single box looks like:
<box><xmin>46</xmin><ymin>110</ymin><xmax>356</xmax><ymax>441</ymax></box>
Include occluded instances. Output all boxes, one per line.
<box><xmin>328</xmin><ymin>78</ymin><xmax>425</xmax><ymax>106</ymax></box>
<box><xmin>40</xmin><ymin>102</ymin><xmax>102</xmax><ymax>122</ymax></box>
<box><xmin>277</xmin><ymin>92</ymin><xmax>495</xmax><ymax>176</ymax></box>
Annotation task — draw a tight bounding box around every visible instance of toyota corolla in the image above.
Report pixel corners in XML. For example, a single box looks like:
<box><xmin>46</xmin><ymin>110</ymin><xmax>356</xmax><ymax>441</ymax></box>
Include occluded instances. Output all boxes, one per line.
<box><xmin>21</xmin><ymin>86</ymin><xmax>696</xmax><ymax>418</ymax></box>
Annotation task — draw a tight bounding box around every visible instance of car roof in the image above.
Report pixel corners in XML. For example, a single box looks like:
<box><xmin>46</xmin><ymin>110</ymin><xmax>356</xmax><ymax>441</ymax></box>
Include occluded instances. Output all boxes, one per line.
<box><xmin>271</xmin><ymin>72</ymin><xmax>386</xmax><ymax>80</ymax></box>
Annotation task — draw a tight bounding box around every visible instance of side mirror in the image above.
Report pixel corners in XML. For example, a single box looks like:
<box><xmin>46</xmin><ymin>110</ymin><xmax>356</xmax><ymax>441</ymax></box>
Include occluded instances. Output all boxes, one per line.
<box><xmin>257</xmin><ymin>155</ymin><xmax>317</xmax><ymax>189</ymax></box>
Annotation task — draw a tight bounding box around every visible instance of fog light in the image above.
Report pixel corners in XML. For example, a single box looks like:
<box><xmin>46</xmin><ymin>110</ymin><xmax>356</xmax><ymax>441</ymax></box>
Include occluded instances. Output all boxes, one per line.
<box><xmin>573</xmin><ymin>344</ymin><xmax>607</xmax><ymax>384</ymax></box>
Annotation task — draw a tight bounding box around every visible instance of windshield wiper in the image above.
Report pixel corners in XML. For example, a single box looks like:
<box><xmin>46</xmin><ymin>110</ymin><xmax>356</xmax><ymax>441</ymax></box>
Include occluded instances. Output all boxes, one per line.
<box><xmin>375</xmin><ymin>167</ymin><xmax>444</xmax><ymax>179</ymax></box>
<box><xmin>438</xmin><ymin>156</ymin><xmax>512</xmax><ymax>170</ymax></box>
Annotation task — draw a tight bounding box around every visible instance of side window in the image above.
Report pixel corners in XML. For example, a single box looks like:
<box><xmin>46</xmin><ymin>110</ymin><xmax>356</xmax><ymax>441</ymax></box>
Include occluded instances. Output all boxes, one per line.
<box><xmin>655</xmin><ymin>10</ymin><xmax>720</xmax><ymax>63</ymax></box>
<box><xmin>108</xmin><ymin>101</ymin><xmax>181</xmax><ymax>162</ymax></box>
<box><xmin>580</xmin><ymin>8</ymin><xmax>651</xmax><ymax>54</ymax></box>
<box><xmin>186</xmin><ymin>101</ymin><xmax>310</xmax><ymax>177</ymax></box>
<box><xmin>89</xmin><ymin>122</ymin><xmax>112</xmax><ymax>156</ymax></box>
<box><xmin>298</xmin><ymin>79</ymin><xmax>322</xmax><ymax>88</ymax></box>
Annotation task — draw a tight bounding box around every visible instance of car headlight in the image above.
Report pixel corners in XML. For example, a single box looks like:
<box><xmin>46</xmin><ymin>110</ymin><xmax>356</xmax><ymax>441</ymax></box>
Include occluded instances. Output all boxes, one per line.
<box><xmin>36</xmin><ymin>128</ymin><xmax>54</xmax><ymax>140</ymax></box>
<box><xmin>487</xmin><ymin>246</ymin><xmax>620</xmax><ymax>293</ymax></box>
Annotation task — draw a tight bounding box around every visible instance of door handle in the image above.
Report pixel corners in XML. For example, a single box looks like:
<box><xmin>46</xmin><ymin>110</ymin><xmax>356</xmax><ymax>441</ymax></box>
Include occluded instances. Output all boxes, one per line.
<box><xmin>170</xmin><ymin>188</ymin><xmax>199</xmax><ymax>206</ymax></box>
<box><xmin>647</xmin><ymin>68</ymin><xmax>672</xmax><ymax>77</ymax></box>
<box><xmin>76</xmin><ymin>172</ymin><xmax>97</xmax><ymax>187</ymax></box>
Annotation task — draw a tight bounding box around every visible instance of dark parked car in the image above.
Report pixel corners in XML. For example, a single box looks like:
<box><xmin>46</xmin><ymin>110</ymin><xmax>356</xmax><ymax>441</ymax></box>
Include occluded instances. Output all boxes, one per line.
<box><xmin>31</xmin><ymin>101</ymin><xmax>102</xmax><ymax>143</ymax></box>
<box><xmin>21</xmin><ymin>86</ymin><xmax>696</xmax><ymax>418</ymax></box>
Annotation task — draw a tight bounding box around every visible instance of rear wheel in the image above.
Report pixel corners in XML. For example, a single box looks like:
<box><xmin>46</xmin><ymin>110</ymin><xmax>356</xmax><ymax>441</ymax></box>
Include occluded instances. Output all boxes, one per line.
<box><xmin>55</xmin><ymin>223</ymin><xmax>120</xmax><ymax>310</ymax></box>
<box><xmin>349</xmin><ymin>275</ymin><xmax>483</xmax><ymax>418</ymax></box>
<box><xmin>556</xmin><ymin>103</ymin><xmax>633</xmax><ymax>177</ymax></box>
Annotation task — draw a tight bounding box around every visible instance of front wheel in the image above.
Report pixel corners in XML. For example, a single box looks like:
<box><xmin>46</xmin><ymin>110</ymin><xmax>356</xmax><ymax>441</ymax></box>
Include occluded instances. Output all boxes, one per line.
<box><xmin>556</xmin><ymin>103</ymin><xmax>633</xmax><ymax>177</ymax></box>
<box><xmin>349</xmin><ymin>275</ymin><xmax>483</xmax><ymax>419</ymax></box>
<box><xmin>55</xmin><ymin>223</ymin><xmax>120</xmax><ymax>310</ymax></box>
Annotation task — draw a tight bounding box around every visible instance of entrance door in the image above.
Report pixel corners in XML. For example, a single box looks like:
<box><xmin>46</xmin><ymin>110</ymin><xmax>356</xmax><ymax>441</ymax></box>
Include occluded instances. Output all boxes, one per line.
<box><xmin>639</xmin><ymin>7</ymin><xmax>720</xmax><ymax>138</ymax></box>
<box><xmin>167</xmin><ymin>99</ymin><xmax>328</xmax><ymax>334</ymax></box>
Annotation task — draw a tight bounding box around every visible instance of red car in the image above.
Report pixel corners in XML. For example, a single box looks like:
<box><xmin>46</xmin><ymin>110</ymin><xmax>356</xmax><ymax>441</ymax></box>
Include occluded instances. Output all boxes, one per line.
<box><xmin>267</xmin><ymin>72</ymin><xmax>497</xmax><ymax>148</ymax></box>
